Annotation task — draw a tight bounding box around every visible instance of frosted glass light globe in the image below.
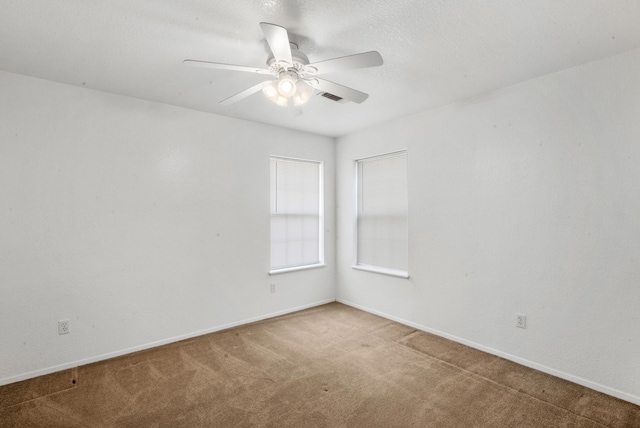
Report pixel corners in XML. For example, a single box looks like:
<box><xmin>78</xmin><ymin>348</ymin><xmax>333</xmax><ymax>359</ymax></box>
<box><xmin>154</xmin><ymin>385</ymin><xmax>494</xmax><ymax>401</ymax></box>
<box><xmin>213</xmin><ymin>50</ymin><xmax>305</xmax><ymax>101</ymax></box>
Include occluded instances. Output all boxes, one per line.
<box><xmin>263</xmin><ymin>84</ymin><xmax>277</xmax><ymax>99</ymax></box>
<box><xmin>277</xmin><ymin>74</ymin><xmax>297</xmax><ymax>98</ymax></box>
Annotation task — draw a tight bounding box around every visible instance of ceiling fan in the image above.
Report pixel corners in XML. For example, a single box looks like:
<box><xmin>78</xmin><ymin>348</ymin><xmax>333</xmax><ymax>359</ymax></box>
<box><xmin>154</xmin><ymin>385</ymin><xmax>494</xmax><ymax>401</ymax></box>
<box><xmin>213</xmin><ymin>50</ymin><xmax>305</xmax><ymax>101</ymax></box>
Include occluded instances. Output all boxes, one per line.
<box><xmin>183</xmin><ymin>22</ymin><xmax>383</xmax><ymax>107</ymax></box>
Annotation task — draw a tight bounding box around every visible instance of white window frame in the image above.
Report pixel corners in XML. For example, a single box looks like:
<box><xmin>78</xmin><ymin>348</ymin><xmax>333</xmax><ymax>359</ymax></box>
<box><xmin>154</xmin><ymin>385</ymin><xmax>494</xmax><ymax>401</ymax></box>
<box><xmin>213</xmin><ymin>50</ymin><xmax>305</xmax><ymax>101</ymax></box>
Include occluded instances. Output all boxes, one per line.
<box><xmin>269</xmin><ymin>156</ymin><xmax>325</xmax><ymax>275</ymax></box>
<box><xmin>353</xmin><ymin>150</ymin><xmax>409</xmax><ymax>279</ymax></box>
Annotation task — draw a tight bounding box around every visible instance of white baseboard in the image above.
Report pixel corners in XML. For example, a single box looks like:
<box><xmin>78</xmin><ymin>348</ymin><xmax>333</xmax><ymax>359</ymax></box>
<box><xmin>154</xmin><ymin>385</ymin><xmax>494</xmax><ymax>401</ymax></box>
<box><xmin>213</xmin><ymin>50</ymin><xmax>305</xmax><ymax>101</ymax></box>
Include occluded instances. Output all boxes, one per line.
<box><xmin>337</xmin><ymin>298</ymin><xmax>640</xmax><ymax>406</ymax></box>
<box><xmin>0</xmin><ymin>299</ymin><xmax>335</xmax><ymax>387</ymax></box>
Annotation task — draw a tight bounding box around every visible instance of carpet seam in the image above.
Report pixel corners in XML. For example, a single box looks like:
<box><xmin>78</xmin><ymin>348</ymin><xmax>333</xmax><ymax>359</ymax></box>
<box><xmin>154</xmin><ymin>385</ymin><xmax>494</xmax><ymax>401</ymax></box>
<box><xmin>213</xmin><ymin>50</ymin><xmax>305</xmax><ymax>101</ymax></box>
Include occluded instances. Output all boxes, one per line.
<box><xmin>0</xmin><ymin>382</ymin><xmax>79</xmax><ymax>409</ymax></box>
<box><xmin>0</xmin><ymin>385</ymin><xmax>82</xmax><ymax>412</ymax></box>
<box><xmin>391</xmin><ymin>338</ymin><xmax>612</xmax><ymax>428</ymax></box>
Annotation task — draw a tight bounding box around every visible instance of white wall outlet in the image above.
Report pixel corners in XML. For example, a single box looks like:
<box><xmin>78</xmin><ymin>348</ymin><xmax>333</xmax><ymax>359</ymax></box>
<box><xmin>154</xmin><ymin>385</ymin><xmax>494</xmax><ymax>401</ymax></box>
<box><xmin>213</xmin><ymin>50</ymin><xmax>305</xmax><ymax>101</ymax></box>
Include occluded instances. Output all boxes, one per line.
<box><xmin>58</xmin><ymin>319</ymin><xmax>70</xmax><ymax>335</ymax></box>
<box><xmin>516</xmin><ymin>314</ymin><xmax>526</xmax><ymax>329</ymax></box>
<box><xmin>270</xmin><ymin>283</ymin><xmax>276</xmax><ymax>293</ymax></box>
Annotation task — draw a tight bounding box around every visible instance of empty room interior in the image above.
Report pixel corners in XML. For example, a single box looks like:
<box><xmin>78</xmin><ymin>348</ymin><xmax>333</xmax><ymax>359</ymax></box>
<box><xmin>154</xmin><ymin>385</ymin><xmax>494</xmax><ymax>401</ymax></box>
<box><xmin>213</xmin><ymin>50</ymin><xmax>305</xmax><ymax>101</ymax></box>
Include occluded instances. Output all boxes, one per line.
<box><xmin>1</xmin><ymin>1</ymin><xmax>639</xmax><ymax>426</ymax></box>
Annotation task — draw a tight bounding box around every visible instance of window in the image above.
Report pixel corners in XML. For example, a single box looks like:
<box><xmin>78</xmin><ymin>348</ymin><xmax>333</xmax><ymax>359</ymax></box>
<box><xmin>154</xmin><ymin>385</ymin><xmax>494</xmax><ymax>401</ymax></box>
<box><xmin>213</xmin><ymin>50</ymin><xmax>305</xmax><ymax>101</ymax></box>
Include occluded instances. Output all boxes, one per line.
<box><xmin>270</xmin><ymin>156</ymin><xmax>324</xmax><ymax>273</ymax></box>
<box><xmin>355</xmin><ymin>151</ymin><xmax>409</xmax><ymax>278</ymax></box>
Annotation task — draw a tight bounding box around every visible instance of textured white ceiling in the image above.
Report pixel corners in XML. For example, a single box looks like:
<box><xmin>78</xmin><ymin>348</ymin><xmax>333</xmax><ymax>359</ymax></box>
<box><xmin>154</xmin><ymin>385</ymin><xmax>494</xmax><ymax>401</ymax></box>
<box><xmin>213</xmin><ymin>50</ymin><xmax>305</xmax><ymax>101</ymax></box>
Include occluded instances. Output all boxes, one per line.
<box><xmin>1</xmin><ymin>1</ymin><xmax>639</xmax><ymax>137</ymax></box>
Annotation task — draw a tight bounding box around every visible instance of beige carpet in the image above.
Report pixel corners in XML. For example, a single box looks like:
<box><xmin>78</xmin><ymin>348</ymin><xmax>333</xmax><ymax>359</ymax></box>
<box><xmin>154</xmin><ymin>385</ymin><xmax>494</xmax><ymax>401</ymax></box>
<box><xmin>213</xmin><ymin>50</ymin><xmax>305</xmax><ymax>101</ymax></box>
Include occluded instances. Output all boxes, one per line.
<box><xmin>1</xmin><ymin>303</ymin><xmax>638</xmax><ymax>427</ymax></box>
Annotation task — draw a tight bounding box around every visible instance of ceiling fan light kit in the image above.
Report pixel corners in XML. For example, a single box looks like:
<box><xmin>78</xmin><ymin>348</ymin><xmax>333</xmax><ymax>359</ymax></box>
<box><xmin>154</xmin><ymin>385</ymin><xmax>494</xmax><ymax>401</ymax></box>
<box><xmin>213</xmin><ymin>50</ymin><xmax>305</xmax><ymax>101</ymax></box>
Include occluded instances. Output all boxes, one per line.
<box><xmin>184</xmin><ymin>22</ymin><xmax>383</xmax><ymax>107</ymax></box>
<box><xmin>262</xmin><ymin>75</ymin><xmax>314</xmax><ymax>107</ymax></box>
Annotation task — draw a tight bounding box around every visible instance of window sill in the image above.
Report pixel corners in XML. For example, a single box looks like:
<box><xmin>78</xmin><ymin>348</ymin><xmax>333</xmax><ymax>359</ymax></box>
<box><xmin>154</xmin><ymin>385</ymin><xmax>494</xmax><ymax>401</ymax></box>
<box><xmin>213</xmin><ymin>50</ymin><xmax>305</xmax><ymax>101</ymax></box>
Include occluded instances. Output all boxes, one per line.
<box><xmin>269</xmin><ymin>263</ymin><xmax>326</xmax><ymax>275</ymax></box>
<box><xmin>352</xmin><ymin>264</ymin><xmax>410</xmax><ymax>279</ymax></box>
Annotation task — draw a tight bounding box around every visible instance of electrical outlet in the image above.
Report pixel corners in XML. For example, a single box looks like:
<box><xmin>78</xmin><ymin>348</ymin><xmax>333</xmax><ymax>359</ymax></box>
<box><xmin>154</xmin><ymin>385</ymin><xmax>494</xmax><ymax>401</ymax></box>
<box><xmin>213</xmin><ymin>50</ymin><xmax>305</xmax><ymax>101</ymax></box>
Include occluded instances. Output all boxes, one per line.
<box><xmin>516</xmin><ymin>314</ymin><xmax>526</xmax><ymax>329</ymax></box>
<box><xmin>58</xmin><ymin>319</ymin><xmax>70</xmax><ymax>335</ymax></box>
<box><xmin>270</xmin><ymin>283</ymin><xmax>276</xmax><ymax>293</ymax></box>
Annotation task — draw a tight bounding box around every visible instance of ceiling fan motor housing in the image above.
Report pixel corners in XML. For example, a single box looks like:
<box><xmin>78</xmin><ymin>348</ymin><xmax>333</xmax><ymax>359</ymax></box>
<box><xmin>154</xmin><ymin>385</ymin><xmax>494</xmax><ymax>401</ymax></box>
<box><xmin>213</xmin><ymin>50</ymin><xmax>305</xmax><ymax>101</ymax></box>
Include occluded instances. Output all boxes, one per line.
<box><xmin>266</xmin><ymin>49</ymin><xmax>316</xmax><ymax>80</ymax></box>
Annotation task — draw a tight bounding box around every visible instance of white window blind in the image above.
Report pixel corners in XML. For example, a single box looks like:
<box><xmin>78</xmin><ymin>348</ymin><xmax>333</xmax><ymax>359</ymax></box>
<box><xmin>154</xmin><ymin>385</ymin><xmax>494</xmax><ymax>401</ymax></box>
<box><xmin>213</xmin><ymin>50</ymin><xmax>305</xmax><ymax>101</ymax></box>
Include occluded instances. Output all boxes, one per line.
<box><xmin>356</xmin><ymin>151</ymin><xmax>408</xmax><ymax>274</ymax></box>
<box><xmin>270</xmin><ymin>157</ymin><xmax>323</xmax><ymax>272</ymax></box>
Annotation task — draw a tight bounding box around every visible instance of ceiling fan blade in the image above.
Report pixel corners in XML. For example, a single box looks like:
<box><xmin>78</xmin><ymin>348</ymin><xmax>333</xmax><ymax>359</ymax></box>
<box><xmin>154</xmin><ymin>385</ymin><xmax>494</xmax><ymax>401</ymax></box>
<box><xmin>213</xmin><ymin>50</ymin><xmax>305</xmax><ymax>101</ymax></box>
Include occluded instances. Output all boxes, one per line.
<box><xmin>260</xmin><ymin>22</ymin><xmax>293</xmax><ymax>65</ymax></box>
<box><xmin>307</xmin><ymin>51</ymin><xmax>383</xmax><ymax>75</ymax></box>
<box><xmin>309</xmin><ymin>78</ymin><xmax>369</xmax><ymax>104</ymax></box>
<box><xmin>183</xmin><ymin>59</ymin><xmax>271</xmax><ymax>75</ymax></box>
<box><xmin>219</xmin><ymin>80</ymin><xmax>273</xmax><ymax>105</ymax></box>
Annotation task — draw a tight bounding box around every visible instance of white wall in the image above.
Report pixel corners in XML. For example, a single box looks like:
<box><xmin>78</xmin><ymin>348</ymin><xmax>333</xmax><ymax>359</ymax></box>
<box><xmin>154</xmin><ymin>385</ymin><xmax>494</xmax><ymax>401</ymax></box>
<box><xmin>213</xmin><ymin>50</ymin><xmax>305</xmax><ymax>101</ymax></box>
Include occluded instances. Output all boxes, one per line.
<box><xmin>0</xmin><ymin>71</ymin><xmax>335</xmax><ymax>384</ymax></box>
<box><xmin>336</xmin><ymin>48</ymin><xmax>640</xmax><ymax>404</ymax></box>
